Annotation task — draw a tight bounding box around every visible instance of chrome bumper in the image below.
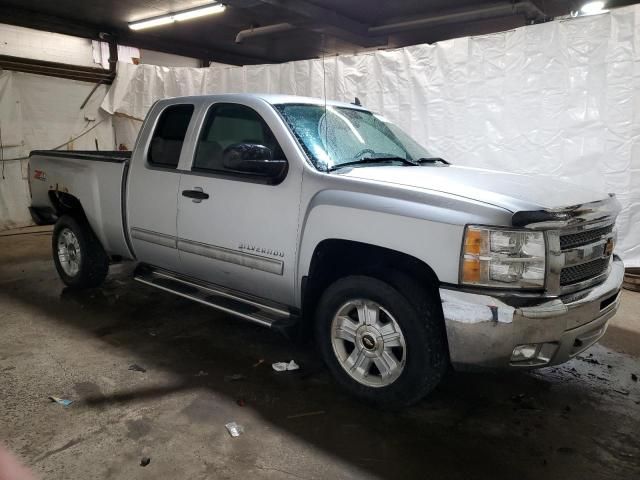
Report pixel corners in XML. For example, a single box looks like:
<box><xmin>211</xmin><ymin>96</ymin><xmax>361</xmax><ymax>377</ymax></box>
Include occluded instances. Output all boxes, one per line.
<box><xmin>440</xmin><ymin>256</ymin><xmax>624</xmax><ymax>370</ymax></box>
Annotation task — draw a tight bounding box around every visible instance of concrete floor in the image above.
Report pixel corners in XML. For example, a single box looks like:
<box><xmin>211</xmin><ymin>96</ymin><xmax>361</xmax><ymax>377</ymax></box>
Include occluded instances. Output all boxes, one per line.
<box><xmin>1</xmin><ymin>227</ymin><xmax>639</xmax><ymax>480</ymax></box>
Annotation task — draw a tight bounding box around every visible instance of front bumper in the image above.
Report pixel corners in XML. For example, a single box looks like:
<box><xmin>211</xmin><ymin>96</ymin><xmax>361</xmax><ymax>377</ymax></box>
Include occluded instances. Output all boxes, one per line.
<box><xmin>440</xmin><ymin>256</ymin><xmax>624</xmax><ymax>370</ymax></box>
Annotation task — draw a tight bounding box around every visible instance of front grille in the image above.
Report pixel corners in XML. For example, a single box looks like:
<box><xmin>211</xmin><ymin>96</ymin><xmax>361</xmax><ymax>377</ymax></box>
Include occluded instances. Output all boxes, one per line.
<box><xmin>560</xmin><ymin>224</ymin><xmax>613</xmax><ymax>250</ymax></box>
<box><xmin>560</xmin><ymin>257</ymin><xmax>610</xmax><ymax>286</ymax></box>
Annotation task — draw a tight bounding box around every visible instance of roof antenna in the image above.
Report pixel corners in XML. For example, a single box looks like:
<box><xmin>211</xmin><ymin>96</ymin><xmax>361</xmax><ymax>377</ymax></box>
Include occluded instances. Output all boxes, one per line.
<box><xmin>352</xmin><ymin>97</ymin><xmax>361</xmax><ymax>106</ymax></box>
<box><xmin>321</xmin><ymin>33</ymin><xmax>329</xmax><ymax>172</ymax></box>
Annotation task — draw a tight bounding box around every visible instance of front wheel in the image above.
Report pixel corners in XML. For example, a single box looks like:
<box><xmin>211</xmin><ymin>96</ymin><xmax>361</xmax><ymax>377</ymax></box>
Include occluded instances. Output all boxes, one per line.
<box><xmin>52</xmin><ymin>215</ymin><xmax>109</xmax><ymax>289</ymax></box>
<box><xmin>315</xmin><ymin>275</ymin><xmax>448</xmax><ymax>408</ymax></box>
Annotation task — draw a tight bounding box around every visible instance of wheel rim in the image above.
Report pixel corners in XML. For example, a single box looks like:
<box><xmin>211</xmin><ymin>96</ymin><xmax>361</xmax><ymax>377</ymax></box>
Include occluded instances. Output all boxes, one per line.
<box><xmin>330</xmin><ymin>299</ymin><xmax>407</xmax><ymax>388</ymax></box>
<box><xmin>57</xmin><ymin>228</ymin><xmax>82</xmax><ymax>277</ymax></box>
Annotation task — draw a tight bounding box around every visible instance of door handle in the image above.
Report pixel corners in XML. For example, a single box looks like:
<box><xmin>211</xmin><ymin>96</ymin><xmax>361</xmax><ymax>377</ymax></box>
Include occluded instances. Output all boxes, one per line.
<box><xmin>182</xmin><ymin>188</ymin><xmax>209</xmax><ymax>203</ymax></box>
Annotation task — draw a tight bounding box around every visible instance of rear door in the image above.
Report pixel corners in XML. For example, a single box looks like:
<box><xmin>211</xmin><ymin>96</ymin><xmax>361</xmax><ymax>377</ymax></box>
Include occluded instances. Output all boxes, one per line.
<box><xmin>126</xmin><ymin>102</ymin><xmax>195</xmax><ymax>272</ymax></box>
<box><xmin>176</xmin><ymin>98</ymin><xmax>302</xmax><ymax>305</ymax></box>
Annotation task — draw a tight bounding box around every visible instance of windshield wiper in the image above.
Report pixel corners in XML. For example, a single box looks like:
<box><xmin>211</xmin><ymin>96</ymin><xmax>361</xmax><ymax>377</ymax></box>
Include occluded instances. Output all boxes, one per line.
<box><xmin>328</xmin><ymin>156</ymin><xmax>417</xmax><ymax>172</ymax></box>
<box><xmin>416</xmin><ymin>157</ymin><xmax>450</xmax><ymax>165</ymax></box>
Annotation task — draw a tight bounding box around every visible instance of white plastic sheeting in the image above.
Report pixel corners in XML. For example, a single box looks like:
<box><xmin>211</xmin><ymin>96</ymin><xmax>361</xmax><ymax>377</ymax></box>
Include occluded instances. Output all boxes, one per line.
<box><xmin>0</xmin><ymin>71</ymin><xmax>114</xmax><ymax>230</ymax></box>
<box><xmin>0</xmin><ymin>71</ymin><xmax>30</xmax><ymax>229</ymax></box>
<box><xmin>102</xmin><ymin>6</ymin><xmax>640</xmax><ymax>266</ymax></box>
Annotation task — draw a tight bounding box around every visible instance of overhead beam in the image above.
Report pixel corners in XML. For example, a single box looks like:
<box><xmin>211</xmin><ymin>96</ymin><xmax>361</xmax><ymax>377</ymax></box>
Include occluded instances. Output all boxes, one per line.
<box><xmin>369</xmin><ymin>1</ymin><xmax>548</xmax><ymax>36</ymax></box>
<box><xmin>0</xmin><ymin>6</ymin><xmax>275</xmax><ymax>65</ymax></box>
<box><xmin>227</xmin><ymin>0</ymin><xmax>386</xmax><ymax>47</ymax></box>
<box><xmin>0</xmin><ymin>54</ymin><xmax>115</xmax><ymax>83</ymax></box>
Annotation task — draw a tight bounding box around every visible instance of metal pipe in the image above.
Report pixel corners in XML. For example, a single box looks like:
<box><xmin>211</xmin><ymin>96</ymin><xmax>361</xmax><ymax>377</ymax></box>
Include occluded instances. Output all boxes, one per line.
<box><xmin>80</xmin><ymin>80</ymin><xmax>105</xmax><ymax>110</ymax></box>
<box><xmin>235</xmin><ymin>22</ymin><xmax>295</xmax><ymax>43</ymax></box>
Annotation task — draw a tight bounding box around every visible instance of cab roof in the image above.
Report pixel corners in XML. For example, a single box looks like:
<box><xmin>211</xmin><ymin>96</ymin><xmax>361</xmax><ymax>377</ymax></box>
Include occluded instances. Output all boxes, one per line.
<box><xmin>164</xmin><ymin>93</ymin><xmax>369</xmax><ymax>111</ymax></box>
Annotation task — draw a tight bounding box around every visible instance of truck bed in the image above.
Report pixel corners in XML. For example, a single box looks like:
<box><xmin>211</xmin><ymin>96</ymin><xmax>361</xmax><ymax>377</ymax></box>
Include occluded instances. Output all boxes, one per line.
<box><xmin>29</xmin><ymin>150</ymin><xmax>132</xmax><ymax>163</ymax></box>
<box><xmin>29</xmin><ymin>150</ymin><xmax>133</xmax><ymax>259</ymax></box>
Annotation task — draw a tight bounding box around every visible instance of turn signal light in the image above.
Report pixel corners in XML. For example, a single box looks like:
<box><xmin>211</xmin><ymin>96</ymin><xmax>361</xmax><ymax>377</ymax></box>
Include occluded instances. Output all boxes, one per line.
<box><xmin>464</xmin><ymin>228</ymin><xmax>483</xmax><ymax>255</ymax></box>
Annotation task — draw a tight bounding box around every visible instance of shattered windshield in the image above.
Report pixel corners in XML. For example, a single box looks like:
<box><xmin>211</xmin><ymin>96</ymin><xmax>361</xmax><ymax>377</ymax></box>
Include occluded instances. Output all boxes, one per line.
<box><xmin>275</xmin><ymin>103</ymin><xmax>435</xmax><ymax>171</ymax></box>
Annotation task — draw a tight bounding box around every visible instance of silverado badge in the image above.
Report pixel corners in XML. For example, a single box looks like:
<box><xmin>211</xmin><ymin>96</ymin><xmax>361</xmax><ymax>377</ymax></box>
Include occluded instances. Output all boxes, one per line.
<box><xmin>238</xmin><ymin>242</ymin><xmax>285</xmax><ymax>258</ymax></box>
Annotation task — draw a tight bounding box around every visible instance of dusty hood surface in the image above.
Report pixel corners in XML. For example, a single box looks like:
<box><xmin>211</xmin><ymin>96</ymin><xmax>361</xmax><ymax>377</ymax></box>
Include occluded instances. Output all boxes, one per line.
<box><xmin>336</xmin><ymin>165</ymin><xmax>609</xmax><ymax>213</ymax></box>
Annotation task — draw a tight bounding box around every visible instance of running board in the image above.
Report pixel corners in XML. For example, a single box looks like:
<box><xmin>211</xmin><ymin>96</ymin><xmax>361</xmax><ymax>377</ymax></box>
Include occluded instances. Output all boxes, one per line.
<box><xmin>133</xmin><ymin>265</ymin><xmax>296</xmax><ymax>331</ymax></box>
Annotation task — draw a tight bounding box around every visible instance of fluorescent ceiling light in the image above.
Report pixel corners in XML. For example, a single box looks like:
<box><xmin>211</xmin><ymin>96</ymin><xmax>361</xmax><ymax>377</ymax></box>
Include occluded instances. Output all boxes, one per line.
<box><xmin>580</xmin><ymin>1</ymin><xmax>606</xmax><ymax>15</ymax></box>
<box><xmin>174</xmin><ymin>4</ymin><xmax>226</xmax><ymax>21</ymax></box>
<box><xmin>129</xmin><ymin>3</ymin><xmax>225</xmax><ymax>30</ymax></box>
<box><xmin>129</xmin><ymin>16</ymin><xmax>174</xmax><ymax>31</ymax></box>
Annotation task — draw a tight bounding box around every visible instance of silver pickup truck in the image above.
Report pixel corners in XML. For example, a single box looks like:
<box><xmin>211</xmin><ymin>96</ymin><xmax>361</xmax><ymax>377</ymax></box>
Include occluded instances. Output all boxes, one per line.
<box><xmin>29</xmin><ymin>93</ymin><xmax>624</xmax><ymax>407</ymax></box>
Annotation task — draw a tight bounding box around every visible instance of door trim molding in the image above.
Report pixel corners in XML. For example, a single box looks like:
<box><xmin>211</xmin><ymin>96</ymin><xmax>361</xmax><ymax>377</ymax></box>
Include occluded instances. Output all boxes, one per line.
<box><xmin>130</xmin><ymin>228</ymin><xmax>284</xmax><ymax>276</ymax></box>
<box><xmin>177</xmin><ymin>238</ymin><xmax>284</xmax><ymax>275</ymax></box>
<box><xmin>131</xmin><ymin>227</ymin><xmax>177</xmax><ymax>249</ymax></box>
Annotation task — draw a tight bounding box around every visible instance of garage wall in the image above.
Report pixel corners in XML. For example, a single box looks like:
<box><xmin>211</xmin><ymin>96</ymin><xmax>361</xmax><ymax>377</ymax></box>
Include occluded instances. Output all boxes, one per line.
<box><xmin>139</xmin><ymin>50</ymin><xmax>201</xmax><ymax>68</ymax></box>
<box><xmin>0</xmin><ymin>23</ymin><xmax>96</xmax><ymax>67</ymax></box>
<box><xmin>102</xmin><ymin>6</ymin><xmax>640</xmax><ymax>267</ymax></box>
<box><xmin>0</xmin><ymin>71</ymin><xmax>114</xmax><ymax>230</ymax></box>
<box><xmin>0</xmin><ymin>24</ymin><xmax>117</xmax><ymax>230</ymax></box>
<box><xmin>0</xmin><ymin>24</ymin><xmax>204</xmax><ymax>230</ymax></box>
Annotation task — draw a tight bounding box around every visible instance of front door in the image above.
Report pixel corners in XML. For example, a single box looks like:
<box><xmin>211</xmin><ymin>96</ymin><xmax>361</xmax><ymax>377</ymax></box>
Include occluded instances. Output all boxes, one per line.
<box><xmin>176</xmin><ymin>100</ymin><xmax>302</xmax><ymax>305</ymax></box>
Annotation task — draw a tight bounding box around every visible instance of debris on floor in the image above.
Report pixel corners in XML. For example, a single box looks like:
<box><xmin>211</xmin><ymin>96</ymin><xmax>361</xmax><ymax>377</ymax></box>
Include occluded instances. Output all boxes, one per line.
<box><xmin>140</xmin><ymin>457</ymin><xmax>151</xmax><ymax>467</ymax></box>
<box><xmin>632</xmin><ymin>373</ymin><xmax>638</xmax><ymax>382</ymax></box>
<box><xmin>577</xmin><ymin>355</ymin><xmax>601</xmax><ymax>365</ymax></box>
<box><xmin>272</xmin><ymin>360</ymin><xmax>299</xmax><ymax>372</ymax></box>
<box><xmin>236</xmin><ymin>398</ymin><xmax>246</xmax><ymax>407</ymax></box>
<box><xmin>128</xmin><ymin>364</ymin><xmax>147</xmax><ymax>373</ymax></box>
<box><xmin>48</xmin><ymin>396</ymin><xmax>73</xmax><ymax>407</ymax></box>
<box><xmin>195</xmin><ymin>370</ymin><xmax>208</xmax><ymax>377</ymax></box>
<box><xmin>225</xmin><ymin>422</ymin><xmax>244</xmax><ymax>437</ymax></box>
<box><xmin>224</xmin><ymin>373</ymin><xmax>246</xmax><ymax>382</ymax></box>
<box><xmin>252</xmin><ymin>359</ymin><xmax>264</xmax><ymax>368</ymax></box>
<box><xmin>286</xmin><ymin>410</ymin><xmax>326</xmax><ymax>419</ymax></box>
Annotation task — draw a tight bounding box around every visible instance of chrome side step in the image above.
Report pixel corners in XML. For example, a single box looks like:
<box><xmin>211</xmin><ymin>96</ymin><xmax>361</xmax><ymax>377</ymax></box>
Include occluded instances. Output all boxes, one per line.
<box><xmin>133</xmin><ymin>265</ymin><xmax>294</xmax><ymax>329</ymax></box>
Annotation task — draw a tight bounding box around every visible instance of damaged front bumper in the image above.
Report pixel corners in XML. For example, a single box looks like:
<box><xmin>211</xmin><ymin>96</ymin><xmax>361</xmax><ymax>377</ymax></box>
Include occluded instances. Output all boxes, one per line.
<box><xmin>440</xmin><ymin>256</ymin><xmax>624</xmax><ymax>370</ymax></box>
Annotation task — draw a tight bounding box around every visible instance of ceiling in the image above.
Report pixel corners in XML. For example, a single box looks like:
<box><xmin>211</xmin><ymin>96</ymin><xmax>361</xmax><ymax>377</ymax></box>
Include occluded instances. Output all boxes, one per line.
<box><xmin>0</xmin><ymin>0</ymin><xmax>637</xmax><ymax>65</ymax></box>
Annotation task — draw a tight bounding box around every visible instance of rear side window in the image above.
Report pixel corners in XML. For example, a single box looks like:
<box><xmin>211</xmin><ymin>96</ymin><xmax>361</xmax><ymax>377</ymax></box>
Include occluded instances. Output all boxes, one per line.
<box><xmin>148</xmin><ymin>104</ymin><xmax>194</xmax><ymax>169</ymax></box>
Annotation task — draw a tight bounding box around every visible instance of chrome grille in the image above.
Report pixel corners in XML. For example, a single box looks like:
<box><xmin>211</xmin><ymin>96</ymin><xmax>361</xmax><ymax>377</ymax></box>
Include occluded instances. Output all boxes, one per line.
<box><xmin>560</xmin><ymin>257</ymin><xmax>610</xmax><ymax>286</ymax></box>
<box><xmin>560</xmin><ymin>224</ymin><xmax>613</xmax><ymax>250</ymax></box>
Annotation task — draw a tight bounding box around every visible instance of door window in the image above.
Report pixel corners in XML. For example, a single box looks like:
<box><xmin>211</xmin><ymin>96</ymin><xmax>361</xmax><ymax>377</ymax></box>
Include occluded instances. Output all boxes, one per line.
<box><xmin>193</xmin><ymin>103</ymin><xmax>285</xmax><ymax>173</ymax></box>
<box><xmin>148</xmin><ymin>104</ymin><xmax>194</xmax><ymax>169</ymax></box>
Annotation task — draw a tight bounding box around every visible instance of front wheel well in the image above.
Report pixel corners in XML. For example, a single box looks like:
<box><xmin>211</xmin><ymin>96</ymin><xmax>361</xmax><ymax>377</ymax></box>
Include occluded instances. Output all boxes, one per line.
<box><xmin>302</xmin><ymin>239</ymin><xmax>442</xmax><ymax>323</ymax></box>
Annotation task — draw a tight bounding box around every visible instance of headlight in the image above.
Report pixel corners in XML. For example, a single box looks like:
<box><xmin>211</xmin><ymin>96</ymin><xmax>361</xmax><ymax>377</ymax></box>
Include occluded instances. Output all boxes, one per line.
<box><xmin>460</xmin><ymin>226</ymin><xmax>546</xmax><ymax>289</ymax></box>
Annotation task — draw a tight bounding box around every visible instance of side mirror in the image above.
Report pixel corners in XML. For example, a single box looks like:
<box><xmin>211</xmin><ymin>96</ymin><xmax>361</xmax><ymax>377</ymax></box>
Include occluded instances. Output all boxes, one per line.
<box><xmin>222</xmin><ymin>143</ymin><xmax>287</xmax><ymax>178</ymax></box>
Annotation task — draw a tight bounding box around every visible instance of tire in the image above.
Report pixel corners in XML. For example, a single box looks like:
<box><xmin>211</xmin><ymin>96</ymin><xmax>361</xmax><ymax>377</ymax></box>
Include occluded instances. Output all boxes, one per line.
<box><xmin>315</xmin><ymin>274</ymin><xmax>448</xmax><ymax>408</ymax></box>
<box><xmin>52</xmin><ymin>214</ymin><xmax>109</xmax><ymax>289</ymax></box>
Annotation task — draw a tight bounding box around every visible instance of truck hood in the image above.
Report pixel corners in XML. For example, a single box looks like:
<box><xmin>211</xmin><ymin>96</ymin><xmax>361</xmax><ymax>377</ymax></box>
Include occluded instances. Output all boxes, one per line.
<box><xmin>336</xmin><ymin>165</ymin><xmax>609</xmax><ymax>212</ymax></box>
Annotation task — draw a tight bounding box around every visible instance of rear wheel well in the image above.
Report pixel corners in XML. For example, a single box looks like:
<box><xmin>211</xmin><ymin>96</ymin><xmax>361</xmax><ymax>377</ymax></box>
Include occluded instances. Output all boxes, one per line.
<box><xmin>48</xmin><ymin>191</ymin><xmax>87</xmax><ymax>222</ymax></box>
<box><xmin>302</xmin><ymin>239</ymin><xmax>442</xmax><ymax>323</ymax></box>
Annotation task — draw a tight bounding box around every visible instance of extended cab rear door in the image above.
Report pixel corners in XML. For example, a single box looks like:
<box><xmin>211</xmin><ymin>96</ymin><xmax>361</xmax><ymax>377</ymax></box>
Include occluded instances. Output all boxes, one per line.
<box><xmin>175</xmin><ymin>97</ymin><xmax>303</xmax><ymax>306</ymax></box>
<box><xmin>126</xmin><ymin>102</ymin><xmax>196</xmax><ymax>272</ymax></box>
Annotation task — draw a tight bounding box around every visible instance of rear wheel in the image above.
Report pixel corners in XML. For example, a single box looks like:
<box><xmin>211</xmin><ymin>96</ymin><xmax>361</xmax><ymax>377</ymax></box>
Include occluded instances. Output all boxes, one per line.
<box><xmin>315</xmin><ymin>275</ymin><xmax>448</xmax><ymax>408</ymax></box>
<box><xmin>52</xmin><ymin>215</ymin><xmax>109</xmax><ymax>289</ymax></box>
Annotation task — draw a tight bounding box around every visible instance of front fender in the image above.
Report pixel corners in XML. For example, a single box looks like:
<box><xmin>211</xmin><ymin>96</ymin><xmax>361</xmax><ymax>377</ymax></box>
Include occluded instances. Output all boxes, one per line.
<box><xmin>296</xmin><ymin>189</ymin><xmax>513</xmax><ymax>305</ymax></box>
